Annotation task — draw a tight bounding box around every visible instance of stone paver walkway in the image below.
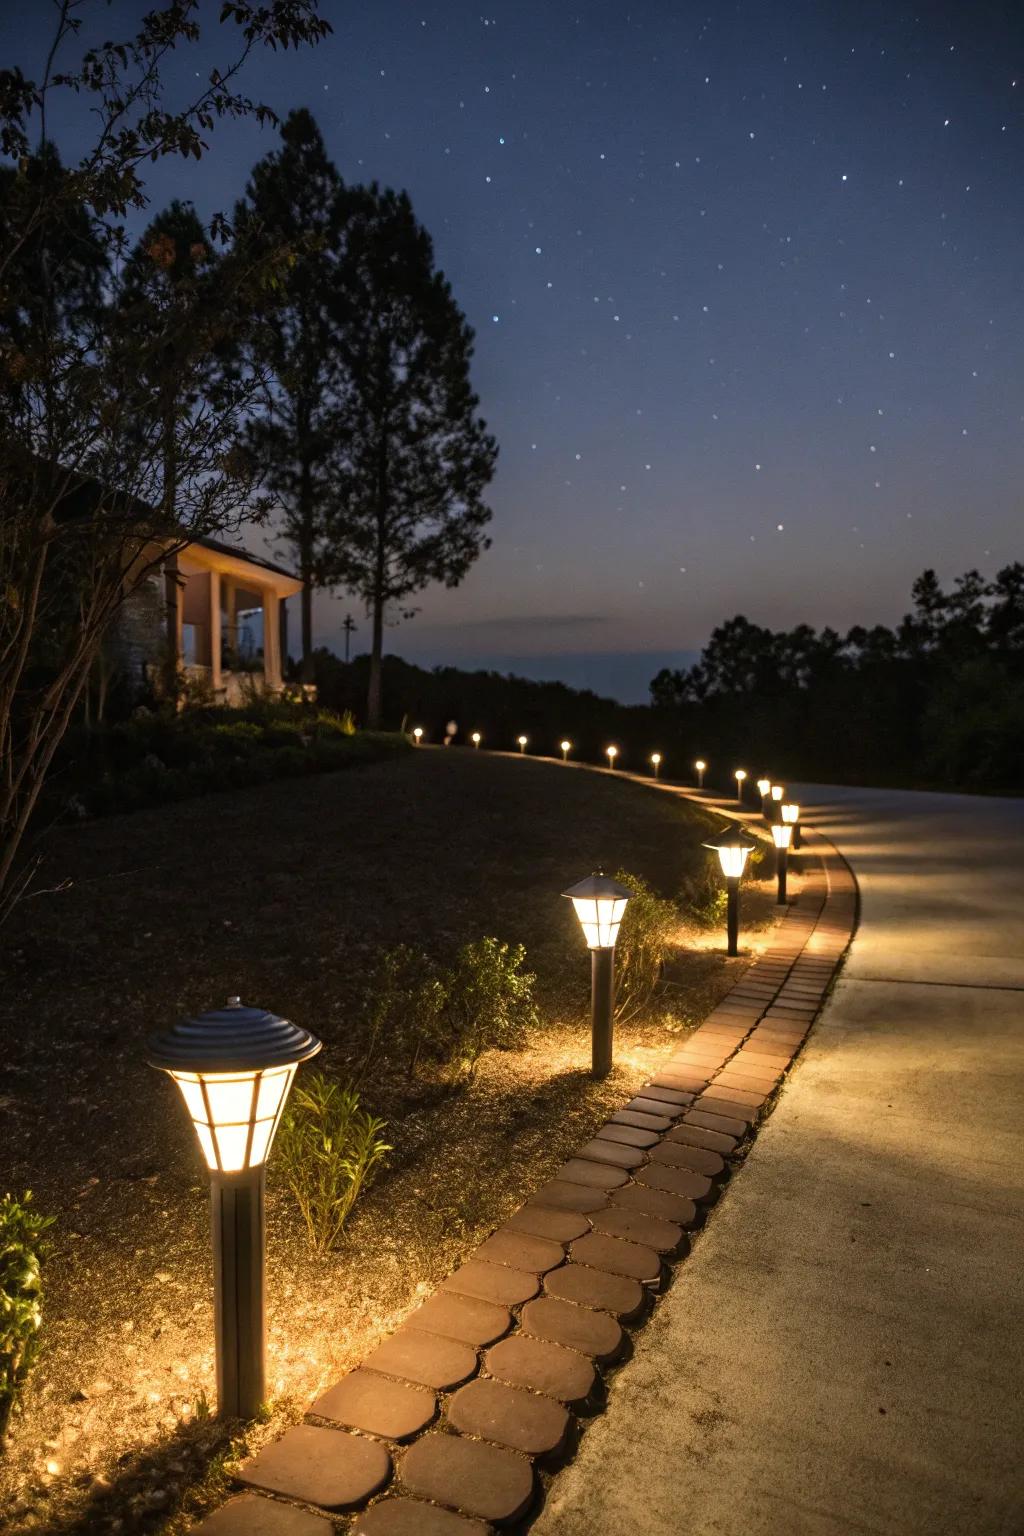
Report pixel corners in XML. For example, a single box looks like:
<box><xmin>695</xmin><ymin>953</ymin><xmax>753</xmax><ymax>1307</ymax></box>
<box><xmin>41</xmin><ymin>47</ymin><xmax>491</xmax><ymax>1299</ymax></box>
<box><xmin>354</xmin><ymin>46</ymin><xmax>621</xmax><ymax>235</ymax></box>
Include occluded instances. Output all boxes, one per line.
<box><xmin>193</xmin><ymin>776</ymin><xmax>856</xmax><ymax>1534</ymax></box>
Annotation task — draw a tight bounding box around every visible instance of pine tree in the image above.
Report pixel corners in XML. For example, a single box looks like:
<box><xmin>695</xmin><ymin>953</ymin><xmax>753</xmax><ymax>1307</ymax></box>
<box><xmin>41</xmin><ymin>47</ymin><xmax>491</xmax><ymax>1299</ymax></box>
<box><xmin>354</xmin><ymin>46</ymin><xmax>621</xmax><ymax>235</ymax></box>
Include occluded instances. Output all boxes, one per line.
<box><xmin>235</xmin><ymin>109</ymin><xmax>357</xmax><ymax>681</ymax></box>
<box><xmin>334</xmin><ymin>188</ymin><xmax>497</xmax><ymax>728</ymax></box>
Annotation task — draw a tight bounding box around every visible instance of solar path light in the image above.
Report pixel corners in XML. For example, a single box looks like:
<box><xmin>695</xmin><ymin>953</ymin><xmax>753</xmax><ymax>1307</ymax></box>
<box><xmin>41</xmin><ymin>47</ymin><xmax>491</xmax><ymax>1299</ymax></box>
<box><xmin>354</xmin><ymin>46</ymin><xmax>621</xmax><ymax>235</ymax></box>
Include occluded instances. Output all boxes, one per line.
<box><xmin>517</xmin><ymin>735</ymin><xmax>528</xmax><ymax>754</ymax></box>
<box><xmin>471</xmin><ymin>732</ymin><xmax>481</xmax><ymax>749</ymax></box>
<box><xmin>781</xmin><ymin>799</ymin><xmax>802</xmax><ymax>849</ymax></box>
<box><xmin>695</xmin><ymin>758</ymin><xmax>707</xmax><ymax>789</ymax></box>
<box><xmin>412</xmin><ymin>727</ymin><xmax>423</xmax><ymax>746</ymax></box>
<box><xmin>563</xmin><ymin>872</ymin><xmax>631</xmax><ymax>1079</ymax></box>
<box><xmin>756</xmin><ymin>777</ymin><xmax>772</xmax><ymax>814</ymax></box>
<box><xmin>147</xmin><ymin>998</ymin><xmax>321</xmax><ymax>1420</ymax></box>
<box><xmin>771</xmin><ymin>821</ymin><xmax>794</xmax><ymax>904</ymax></box>
<box><xmin>734</xmin><ymin>768</ymin><xmax>747</xmax><ymax>804</ymax></box>
<box><xmin>560</xmin><ymin>739</ymin><xmax>572</xmax><ymax>761</ymax></box>
<box><xmin>650</xmin><ymin>752</ymin><xmax>662</xmax><ymax>779</ymax></box>
<box><xmin>606</xmin><ymin>745</ymin><xmax>619</xmax><ymax>770</ymax></box>
<box><xmin>770</xmin><ymin>782</ymin><xmax>785</xmax><ymax>821</ymax></box>
<box><xmin>703</xmin><ymin>824</ymin><xmax>758</xmax><ymax>957</ymax></box>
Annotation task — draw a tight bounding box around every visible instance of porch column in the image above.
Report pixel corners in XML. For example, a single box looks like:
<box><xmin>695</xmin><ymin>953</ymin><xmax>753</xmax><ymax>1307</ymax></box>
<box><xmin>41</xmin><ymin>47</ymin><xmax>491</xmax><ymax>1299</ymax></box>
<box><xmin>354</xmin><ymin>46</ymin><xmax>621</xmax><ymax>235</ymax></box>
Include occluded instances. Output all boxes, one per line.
<box><xmin>263</xmin><ymin>590</ymin><xmax>281</xmax><ymax>689</ymax></box>
<box><xmin>209</xmin><ymin>569</ymin><xmax>222</xmax><ymax>694</ymax></box>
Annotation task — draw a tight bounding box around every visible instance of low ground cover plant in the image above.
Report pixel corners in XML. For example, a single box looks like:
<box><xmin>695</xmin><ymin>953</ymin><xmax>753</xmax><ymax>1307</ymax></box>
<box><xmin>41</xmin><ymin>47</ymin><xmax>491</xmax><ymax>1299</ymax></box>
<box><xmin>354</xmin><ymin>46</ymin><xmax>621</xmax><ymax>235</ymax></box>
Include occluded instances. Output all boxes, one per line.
<box><xmin>275</xmin><ymin>1075</ymin><xmax>391</xmax><ymax>1253</ymax></box>
<box><xmin>50</xmin><ymin>701</ymin><xmax>408</xmax><ymax>818</ymax></box>
<box><xmin>0</xmin><ymin>1192</ymin><xmax>54</xmax><ymax>1443</ymax></box>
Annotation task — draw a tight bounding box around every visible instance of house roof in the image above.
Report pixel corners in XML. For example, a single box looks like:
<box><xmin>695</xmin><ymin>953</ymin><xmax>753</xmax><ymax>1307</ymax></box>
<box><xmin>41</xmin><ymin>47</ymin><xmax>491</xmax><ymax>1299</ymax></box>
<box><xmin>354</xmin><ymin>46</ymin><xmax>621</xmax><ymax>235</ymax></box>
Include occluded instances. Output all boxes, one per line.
<box><xmin>195</xmin><ymin>535</ymin><xmax>299</xmax><ymax>583</ymax></box>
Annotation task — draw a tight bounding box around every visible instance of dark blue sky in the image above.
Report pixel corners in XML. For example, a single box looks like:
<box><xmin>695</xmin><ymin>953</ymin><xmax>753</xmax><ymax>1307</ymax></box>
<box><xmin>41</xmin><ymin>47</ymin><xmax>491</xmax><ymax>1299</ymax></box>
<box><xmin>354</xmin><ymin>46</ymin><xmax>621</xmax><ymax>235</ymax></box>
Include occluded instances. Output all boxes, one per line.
<box><xmin>7</xmin><ymin>2</ymin><xmax>1024</xmax><ymax>699</ymax></box>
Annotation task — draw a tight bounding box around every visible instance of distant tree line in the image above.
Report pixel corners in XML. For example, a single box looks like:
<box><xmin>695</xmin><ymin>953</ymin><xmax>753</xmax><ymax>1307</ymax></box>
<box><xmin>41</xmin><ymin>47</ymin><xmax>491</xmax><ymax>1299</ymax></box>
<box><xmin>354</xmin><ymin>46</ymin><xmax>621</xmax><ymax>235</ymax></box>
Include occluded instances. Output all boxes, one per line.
<box><xmin>650</xmin><ymin>566</ymin><xmax>1024</xmax><ymax>793</ymax></box>
<box><xmin>312</xmin><ymin>564</ymin><xmax>1024</xmax><ymax>797</ymax></box>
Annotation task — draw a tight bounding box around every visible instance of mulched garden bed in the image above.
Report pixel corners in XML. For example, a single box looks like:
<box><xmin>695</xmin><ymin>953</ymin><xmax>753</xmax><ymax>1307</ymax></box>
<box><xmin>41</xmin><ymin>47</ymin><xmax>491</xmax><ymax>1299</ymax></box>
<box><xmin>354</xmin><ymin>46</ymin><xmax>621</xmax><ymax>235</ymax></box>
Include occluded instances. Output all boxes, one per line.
<box><xmin>0</xmin><ymin>749</ymin><xmax>782</xmax><ymax>1534</ymax></box>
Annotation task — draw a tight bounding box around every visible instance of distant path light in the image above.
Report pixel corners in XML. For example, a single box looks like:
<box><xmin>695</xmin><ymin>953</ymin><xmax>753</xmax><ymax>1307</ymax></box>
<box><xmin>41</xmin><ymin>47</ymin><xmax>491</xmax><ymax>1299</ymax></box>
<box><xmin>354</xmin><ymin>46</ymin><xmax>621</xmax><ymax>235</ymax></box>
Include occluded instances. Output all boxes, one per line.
<box><xmin>562</xmin><ymin>871</ymin><xmax>632</xmax><ymax>1078</ymax></box>
<box><xmin>756</xmin><ymin>776</ymin><xmax>772</xmax><ymax>814</ymax></box>
<box><xmin>413</xmin><ymin>727</ymin><xmax>424</xmax><ymax>746</ymax></box>
<box><xmin>147</xmin><ymin>998</ymin><xmax>321</xmax><ymax>1420</ymax></box>
<box><xmin>781</xmin><ymin>799</ymin><xmax>802</xmax><ymax>849</ymax></box>
<box><xmin>695</xmin><ymin>758</ymin><xmax>707</xmax><ymax>789</ymax></box>
<box><xmin>605</xmin><ymin>745</ymin><xmax>619</xmax><ymax>770</ymax></box>
<box><xmin>560</xmin><ymin>739</ymin><xmax>572</xmax><ymax>761</ymax></box>
<box><xmin>518</xmin><ymin>734</ymin><xmax>528</xmax><ymax>754</ymax></box>
<box><xmin>471</xmin><ymin>732</ymin><xmax>481</xmax><ymax>748</ymax></box>
<box><xmin>734</xmin><ymin>768</ymin><xmax>747</xmax><ymax>805</ymax></box>
<box><xmin>771</xmin><ymin>820</ymin><xmax>794</xmax><ymax>903</ymax></box>
<box><xmin>702</xmin><ymin>825</ymin><xmax>758</xmax><ymax>957</ymax></box>
<box><xmin>770</xmin><ymin>782</ymin><xmax>785</xmax><ymax>822</ymax></box>
<box><xmin>650</xmin><ymin>752</ymin><xmax>662</xmax><ymax>779</ymax></box>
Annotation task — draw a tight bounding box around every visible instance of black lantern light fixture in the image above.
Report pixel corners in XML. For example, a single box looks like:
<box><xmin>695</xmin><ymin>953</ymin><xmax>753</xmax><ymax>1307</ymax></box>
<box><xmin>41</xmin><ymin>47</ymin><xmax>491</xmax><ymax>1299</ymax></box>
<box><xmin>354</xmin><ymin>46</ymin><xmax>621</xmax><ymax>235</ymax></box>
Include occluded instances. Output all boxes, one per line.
<box><xmin>781</xmin><ymin>799</ymin><xmax>802</xmax><ymax>849</ymax></box>
<box><xmin>147</xmin><ymin>999</ymin><xmax>321</xmax><ymax>1420</ymax></box>
<box><xmin>771</xmin><ymin>821</ymin><xmax>794</xmax><ymax>904</ymax></box>
<box><xmin>703</xmin><ymin>824</ymin><xmax>758</xmax><ymax>957</ymax></box>
<box><xmin>562</xmin><ymin>872</ymin><xmax>631</xmax><ymax>1078</ymax></box>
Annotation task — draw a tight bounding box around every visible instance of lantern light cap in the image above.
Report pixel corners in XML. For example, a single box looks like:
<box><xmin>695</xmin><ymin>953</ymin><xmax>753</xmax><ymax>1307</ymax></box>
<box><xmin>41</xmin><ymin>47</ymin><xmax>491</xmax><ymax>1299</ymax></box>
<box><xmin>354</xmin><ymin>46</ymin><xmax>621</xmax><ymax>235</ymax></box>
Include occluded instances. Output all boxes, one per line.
<box><xmin>702</xmin><ymin>824</ymin><xmax>759</xmax><ymax>853</ymax></box>
<box><xmin>562</xmin><ymin>871</ymin><xmax>633</xmax><ymax>902</ymax></box>
<box><xmin>147</xmin><ymin>998</ymin><xmax>322</xmax><ymax>1074</ymax></box>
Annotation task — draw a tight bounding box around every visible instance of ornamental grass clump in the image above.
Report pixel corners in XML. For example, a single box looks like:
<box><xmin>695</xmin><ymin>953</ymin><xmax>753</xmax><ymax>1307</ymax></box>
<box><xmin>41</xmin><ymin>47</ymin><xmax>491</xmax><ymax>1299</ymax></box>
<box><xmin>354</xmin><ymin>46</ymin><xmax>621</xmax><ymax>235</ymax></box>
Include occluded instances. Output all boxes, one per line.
<box><xmin>611</xmin><ymin>868</ymin><xmax>681</xmax><ymax>1023</ymax></box>
<box><xmin>275</xmin><ymin>1075</ymin><xmax>390</xmax><ymax>1253</ymax></box>
<box><xmin>0</xmin><ymin>1191</ymin><xmax>54</xmax><ymax>1443</ymax></box>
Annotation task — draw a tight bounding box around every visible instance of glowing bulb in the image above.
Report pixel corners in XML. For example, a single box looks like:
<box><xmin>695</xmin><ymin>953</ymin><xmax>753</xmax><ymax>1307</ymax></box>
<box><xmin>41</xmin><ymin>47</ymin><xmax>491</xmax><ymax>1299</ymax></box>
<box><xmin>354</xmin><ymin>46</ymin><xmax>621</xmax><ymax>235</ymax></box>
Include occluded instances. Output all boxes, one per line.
<box><xmin>606</xmin><ymin>745</ymin><xmax>619</xmax><ymax>767</ymax></box>
<box><xmin>471</xmin><ymin>732</ymin><xmax>481</xmax><ymax>747</ymax></box>
<box><xmin>413</xmin><ymin>727</ymin><xmax>423</xmax><ymax>744</ymax></box>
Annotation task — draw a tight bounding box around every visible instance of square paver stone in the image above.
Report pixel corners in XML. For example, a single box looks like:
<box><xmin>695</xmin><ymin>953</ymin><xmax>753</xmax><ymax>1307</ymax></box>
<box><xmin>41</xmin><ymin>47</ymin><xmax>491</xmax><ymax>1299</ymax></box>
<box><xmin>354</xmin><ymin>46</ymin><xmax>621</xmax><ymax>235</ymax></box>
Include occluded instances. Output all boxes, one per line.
<box><xmin>195</xmin><ymin>1493</ymin><xmax>333</xmax><ymax>1536</ymax></box>
<box><xmin>407</xmin><ymin>1292</ymin><xmax>511</xmax><ymax>1348</ymax></box>
<box><xmin>311</xmin><ymin>1370</ymin><xmax>435</xmax><ymax>1440</ymax></box>
<box><xmin>353</xmin><ymin>1499</ymin><xmax>490</xmax><ymax>1536</ymax></box>
<box><xmin>399</xmin><ymin>1432</ymin><xmax>534</xmax><ymax>1525</ymax></box>
<box><xmin>543</xmin><ymin>1263</ymin><xmax>645</xmax><ymax>1322</ymax></box>
<box><xmin>441</xmin><ymin>1260</ymin><xmax>539</xmax><ymax>1308</ymax></box>
<box><xmin>520</xmin><ymin>1295</ymin><xmax>624</xmax><ymax>1362</ymax></box>
<box><xmin>448</xmin><ymin>1377</ymin><xmax>570</xmax><ymax>1457</ymax></box>
<box><xmin>362</xmin><ymin>1329</ymin><xmax>478</xmax><ymax>1391</ymax></box>
<box><xmin>237</xmin><ymin>1425</ymin><xmax>391</xmax><ymax>1510</ymax></box>
<box><xmin>484</xmin><ymin>1335</ymin><xmax>595</xmax><ymax>1404</ymax></box>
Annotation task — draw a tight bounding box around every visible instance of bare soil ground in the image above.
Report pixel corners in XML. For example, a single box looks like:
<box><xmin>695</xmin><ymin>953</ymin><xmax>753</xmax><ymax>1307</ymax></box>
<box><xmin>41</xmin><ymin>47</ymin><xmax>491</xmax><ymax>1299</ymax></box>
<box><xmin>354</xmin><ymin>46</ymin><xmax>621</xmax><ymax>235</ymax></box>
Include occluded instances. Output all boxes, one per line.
<box><xmin>0</xmin><ymin>749</ymin><xmax>782</xmax><ymax>1534</ymax></box>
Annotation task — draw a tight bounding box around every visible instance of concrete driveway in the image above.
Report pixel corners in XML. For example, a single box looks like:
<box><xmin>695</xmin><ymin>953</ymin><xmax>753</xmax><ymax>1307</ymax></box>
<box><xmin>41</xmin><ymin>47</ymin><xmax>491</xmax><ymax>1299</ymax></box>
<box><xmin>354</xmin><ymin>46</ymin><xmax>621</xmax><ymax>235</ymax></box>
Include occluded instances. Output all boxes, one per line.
<box><xmin>534</xmin><ymin>785</ymin><xmax>1024</xmax><ymax>1536</ymax></box>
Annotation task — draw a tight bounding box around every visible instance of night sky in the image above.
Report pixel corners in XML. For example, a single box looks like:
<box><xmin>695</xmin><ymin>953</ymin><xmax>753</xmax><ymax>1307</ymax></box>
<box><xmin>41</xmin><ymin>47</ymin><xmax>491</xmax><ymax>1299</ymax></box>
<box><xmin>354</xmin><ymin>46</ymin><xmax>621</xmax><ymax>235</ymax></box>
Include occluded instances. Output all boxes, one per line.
<box><xmin>7</xmin><ymin>2</ymin><xmax>1024</xmax><ymax>699</ymax></box>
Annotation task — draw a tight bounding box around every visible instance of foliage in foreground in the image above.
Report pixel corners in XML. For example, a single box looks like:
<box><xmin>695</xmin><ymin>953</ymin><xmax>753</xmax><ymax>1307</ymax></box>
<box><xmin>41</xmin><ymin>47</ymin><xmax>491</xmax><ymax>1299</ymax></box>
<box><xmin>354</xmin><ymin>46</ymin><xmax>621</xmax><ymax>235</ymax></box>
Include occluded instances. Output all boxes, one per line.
<box><xmin>611</xmin><ymin>870</ymin><xmax>681</xmax><ymax>1024</ymax></box>
<box><xmin>0</xmin><ymin>1191</ymin><xmax>55</xmax><ymax>1443</ymax></box>
<box><xmin>275</xmin><ymin>1075</ymin><xmax>390</xmax><ymax>1254</ymax></box>
<box><xmin>361</xmin><ymin>937</ymin><xmax>541</xmax><ymax>1084</ymax></box>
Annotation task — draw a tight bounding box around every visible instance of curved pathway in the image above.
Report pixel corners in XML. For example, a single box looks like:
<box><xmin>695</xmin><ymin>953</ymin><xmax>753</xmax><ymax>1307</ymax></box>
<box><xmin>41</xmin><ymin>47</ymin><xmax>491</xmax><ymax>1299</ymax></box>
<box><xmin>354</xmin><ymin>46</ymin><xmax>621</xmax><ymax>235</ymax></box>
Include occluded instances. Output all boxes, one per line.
<box><xmin>535</xmin><ymin>784</ymin><xmax>1024</xmax><ymax>1536</ymax></box>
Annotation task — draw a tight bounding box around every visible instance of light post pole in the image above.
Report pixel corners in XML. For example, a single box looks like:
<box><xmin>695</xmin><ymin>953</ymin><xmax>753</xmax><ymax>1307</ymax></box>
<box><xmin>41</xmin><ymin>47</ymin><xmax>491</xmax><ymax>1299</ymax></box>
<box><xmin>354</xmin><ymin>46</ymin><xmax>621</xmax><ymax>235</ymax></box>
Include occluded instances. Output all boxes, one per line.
<box><xmin>517</xmin><ymin>735</ymin><xmax>528</xmax><ymax>755</ymax></box>
<box><xmin>650</xmin><ymin>752</ymin><xmax>662</xmax><ymax>779</ymax></box>
<box><xmin>781</xmin><ymin>800</ymin><xmax>801</xmax><ymax>849</ymax></box>
<box><xmin>562</xmin><ymin>873</ymin><xmax>631</xmax><ymax>1079</ymax></box>
<box><xmin>694</xmin><ymin>759</ymin><xmax>706</xmax><ymax>789</ymax></box>
<box><xmin>605</xmin><ymin>745</ymin><xmax>618</xmax><ymax>771</ymax></box>
<box><xmin>734</xmin><ymin>768</ymin><xmax>747</xmax><ymax>805</ymax></box>
<box><xmin>703</xmin><ymin>825</ymin><xmax>758</xmax><ymax>958</ymax></box>
<box><xmin>560</xmin><ymin>739</ymin><xmax>572</xmax><ymax>762</ymax></box>
<box><xmin>756</xmin><ymin>777</ymin><xmax>771</xmax><ymax>816</ymax></box>
<box><xmin>771</xmin><ymin>822</ymin><xmax>793</xmax><ymax>904</ymax></box>
<box><xmin>147</xmin><ymin>999</ymin><xmax>321</xmax><ymax>1420</ymax></box>
<box><xmin>770</xmin><ymin>783</ymin><xmax>785</xmax><ymax>823</ymax></box>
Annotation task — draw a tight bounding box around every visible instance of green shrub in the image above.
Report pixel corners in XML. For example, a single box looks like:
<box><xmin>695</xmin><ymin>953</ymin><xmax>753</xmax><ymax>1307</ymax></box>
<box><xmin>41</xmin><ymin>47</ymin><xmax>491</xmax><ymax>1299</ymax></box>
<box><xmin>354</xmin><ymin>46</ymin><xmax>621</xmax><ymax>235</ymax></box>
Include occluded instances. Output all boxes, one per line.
<box><xmin>275</xmin><ymin>1074</ymin><xmax>390</xmax><ymax>1253</ymax></box>
<box><xmin>360</xmin><ymin>937</ymin><xmax>539</xmax><ymax>1083</ymax></box>
<box><xmin>612</xmin><ymin>869</ymin><xmax>680</xmax><ymax>1023</ymax></box>
<box><xmin>0</xmin><ymin>1192</ymin><xmax>55</xmax><ymax>1441</ymax></box>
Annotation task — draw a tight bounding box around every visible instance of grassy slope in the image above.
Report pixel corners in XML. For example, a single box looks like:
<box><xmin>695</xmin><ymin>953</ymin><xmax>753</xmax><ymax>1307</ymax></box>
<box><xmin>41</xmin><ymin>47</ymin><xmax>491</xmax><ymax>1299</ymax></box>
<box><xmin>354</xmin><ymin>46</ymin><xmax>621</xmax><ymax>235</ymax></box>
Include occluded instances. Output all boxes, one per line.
<box><xmin>0</xmin><ymin>749</ymin><xmax>780</xmax><ymax>1533</ymax></box>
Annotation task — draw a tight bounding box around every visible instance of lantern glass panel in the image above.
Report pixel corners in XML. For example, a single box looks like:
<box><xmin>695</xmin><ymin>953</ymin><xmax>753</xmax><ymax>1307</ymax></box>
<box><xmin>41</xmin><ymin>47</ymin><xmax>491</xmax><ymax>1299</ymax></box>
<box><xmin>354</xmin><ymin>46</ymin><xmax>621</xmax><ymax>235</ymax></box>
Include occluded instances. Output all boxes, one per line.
<box><xmin>771</xmin><ymin>784</ymin><xmax>785</xmax><ymax>801</ymax></box>
<box><xmin>717</xmin><ymin>844</ymin><xmax>751</xmax><ymax>879</ymax></box>
<box><xmin>571</xmin><ymin>894</ymin><xmax>628</xmax><ymax>949</ymax></box>
<box><xmin>170</xmin><ymin>1065</ymin><xmax>296</xmax><ymax>1173</ymax></box>
<box><xmin>781</xmin><ymin>803</ymin><xmax>800</xmax><ymax>825</ymax></box>
<box><xmin>757</xmin><ymin>778</ymin><xmax>771</xmax><ymax>796</ymax></box>
<box><xmin>771</xmin><ymin>823</ymin><xmax>793</xmax><ymax>849</ymax></box>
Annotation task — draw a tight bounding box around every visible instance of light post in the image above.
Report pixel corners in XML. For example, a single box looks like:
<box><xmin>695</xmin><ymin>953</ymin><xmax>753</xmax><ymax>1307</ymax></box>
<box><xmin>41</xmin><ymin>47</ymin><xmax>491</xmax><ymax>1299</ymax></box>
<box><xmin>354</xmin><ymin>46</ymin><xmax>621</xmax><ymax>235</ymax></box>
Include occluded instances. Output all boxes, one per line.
<box><xmin>770</xmin><ymin>783</ymin><xmax>785</xmax><ymax>822</ymax></box>
<box><xmin>650</xmin><ymin>752</ymin><xmax>662</xmax><ymax>779</ymax></box>
<box><xmin>771</xmin><ymin>822</ymin><xmax>793</xmax><ymax>904</ymax></box>
<box><xmin>756</xmin><ymin>777</ymin><xmax>772</xmax><ymax>816</ymax></box>
<box><xmin>781</xmin><ymin>800</ymin><xmax>801</xmax><ymax>850</ymax></box>
<box><xmin>562</xmin><ymin>872</ymin><xmax>630</xmax><ymax>1079</ymax></box>
<box><xmin>734</xmin><ymin>768</ymin><xmax>747</xmax><ymax>805</ymax></box>
<box><xmin>694</xmin><ymin>758</ymin><xmax>707</xmax><ymax>789</ymax></box>
<box><xmin>703</xmin><ymin>825</ymin><xmax>757</xmax><ymax>958</ymax></box>
<box><xmin>517</xmin><ymin>735</ymin><xmax>528</xmax><ymax>755</ymax></box>
<box><xmin>605</xmin><ymin>745</ymin><xmax>619</xmax><ymax>770</ymax></box>
<box><xmin>560</xmin><ymin>739</ymin><xmax>572</xmax><ymax>762</ymax></box>
<box><xmin>412</xmin><ymin>727</ymin><xmax>423</xmax><ymax>747</ymax></box>
<box><xmin>147</xmin><ymin>998</ymin><xmax>321</xmax><ymax>1420</ymax></box>
<box><xmin>471</xmin><ymin>732</ymin><xmax>481</xmax><ymax>749</ymax></box>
